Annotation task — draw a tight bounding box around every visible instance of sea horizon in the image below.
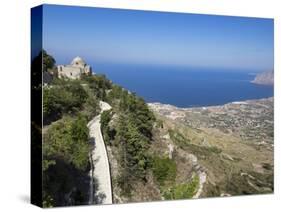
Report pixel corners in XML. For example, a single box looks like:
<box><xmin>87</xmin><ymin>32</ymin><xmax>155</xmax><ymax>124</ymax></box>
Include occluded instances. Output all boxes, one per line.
<box><xmin>91</xmin><ymin>63</ymin><xmax>273</xmax><ymax>108</ymax></box>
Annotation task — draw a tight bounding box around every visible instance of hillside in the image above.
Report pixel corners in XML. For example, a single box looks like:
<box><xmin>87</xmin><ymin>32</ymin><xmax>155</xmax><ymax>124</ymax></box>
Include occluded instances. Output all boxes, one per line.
<box><xmin>41</xmin><ymin>51</ymin><xmax>161</xmax><ymax>206</ymax></box>
<box><xmin>149</xmin><ymin>98</ymin><xmax>273</xmax><ymax>197</ymax></box>
<box><xmin>251</xmin><ymin>70</ymin><xmax>274</xmax><ymax>85</ymax></box>
<box><xmin>40</xmin><ymin>50</ymin><xmax>273</xmax><ymax>207</ymax></box>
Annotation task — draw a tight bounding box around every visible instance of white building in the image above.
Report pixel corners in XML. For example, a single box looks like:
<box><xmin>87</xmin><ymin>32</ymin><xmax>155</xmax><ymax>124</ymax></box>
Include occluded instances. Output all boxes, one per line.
<box><xmin>57</xmin><ymin>56</ymin><xmax>92</xmax><ymax>79</ymax></box>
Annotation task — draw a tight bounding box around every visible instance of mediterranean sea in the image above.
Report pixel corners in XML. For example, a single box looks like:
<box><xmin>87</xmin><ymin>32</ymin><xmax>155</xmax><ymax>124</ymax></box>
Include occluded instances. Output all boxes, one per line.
<box><xmin>93</xmin><ymin>63</ymin><xmax>273</xmax><ymax>108</ymax></box>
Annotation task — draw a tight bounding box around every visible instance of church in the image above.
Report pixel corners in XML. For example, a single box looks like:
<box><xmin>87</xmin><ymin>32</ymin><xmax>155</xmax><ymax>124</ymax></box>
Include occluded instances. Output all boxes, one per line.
<box><xmin>57</xmin><ymin>56</ymin><xmax>92</xmax><ymax>79</ymax></box>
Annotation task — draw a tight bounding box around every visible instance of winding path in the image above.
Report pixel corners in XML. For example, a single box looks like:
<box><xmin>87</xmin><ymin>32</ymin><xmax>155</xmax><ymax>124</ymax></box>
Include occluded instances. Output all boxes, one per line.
<box><xmin>177</xmin><ymin>149</ymin><xmax>207</xmax><ymax>199</ymax></box>
<box><xmin>88</xmin><ymin>101</ymin><xmax>112</xmax><ymax>204</ymax></box>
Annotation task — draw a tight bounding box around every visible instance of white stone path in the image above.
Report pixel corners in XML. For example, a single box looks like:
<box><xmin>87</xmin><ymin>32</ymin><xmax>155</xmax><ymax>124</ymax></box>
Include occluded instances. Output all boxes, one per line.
<box><xmin>88</xmin><ymin>101</ymin><xmax>112</xmax><ymax>204</ymax></box>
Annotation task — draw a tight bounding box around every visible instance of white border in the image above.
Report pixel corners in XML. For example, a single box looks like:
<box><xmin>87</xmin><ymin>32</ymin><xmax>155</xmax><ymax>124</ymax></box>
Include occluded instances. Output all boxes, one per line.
<box><xmin>0</xmin><ymin>0</ymin><xmax>280</xmax><ymax>211</ymax></box>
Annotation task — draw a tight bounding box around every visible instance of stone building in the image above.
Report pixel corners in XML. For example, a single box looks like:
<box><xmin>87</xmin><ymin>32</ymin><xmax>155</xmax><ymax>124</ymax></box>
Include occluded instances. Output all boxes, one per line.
<box><xmin>57</xmin><ymin>56</ymin><xmax>92</xmax><ymax>79</ymax></box>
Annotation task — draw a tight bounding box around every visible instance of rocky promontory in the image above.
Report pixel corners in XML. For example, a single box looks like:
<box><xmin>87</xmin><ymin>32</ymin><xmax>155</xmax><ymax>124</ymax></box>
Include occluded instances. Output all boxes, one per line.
<box><xmin>251</xmin><ymin>70</ymin><xmax>274</xmax><ymax>86</ymax></box>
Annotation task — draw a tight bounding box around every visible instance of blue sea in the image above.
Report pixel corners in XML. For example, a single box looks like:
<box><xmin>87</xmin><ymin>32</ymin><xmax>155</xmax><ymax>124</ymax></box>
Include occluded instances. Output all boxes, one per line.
<box><xmin>93</xmin><ymin>63</ymin><xmax>273</xmax><ymax>108</ymax></box>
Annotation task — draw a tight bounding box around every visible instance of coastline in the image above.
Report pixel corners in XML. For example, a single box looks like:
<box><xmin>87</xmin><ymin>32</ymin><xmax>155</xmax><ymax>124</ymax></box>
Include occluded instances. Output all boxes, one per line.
<box><xmin>147</xmin><ymin>94</ymin><xmax>273</xmax><ymax>199</ymax></box>
<box><xmin>148</xmin><ymin>96</ymin><xmax>274</xmax><ymax>111</ymax></box>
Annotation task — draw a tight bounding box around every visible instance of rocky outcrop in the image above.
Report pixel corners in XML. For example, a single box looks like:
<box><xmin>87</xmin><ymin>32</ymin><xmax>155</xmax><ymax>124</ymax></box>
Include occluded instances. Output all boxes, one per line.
<box><xmin>251</xmin><ymin>70</ymin><xmax>274</xmax><ymax>86</ymax></box>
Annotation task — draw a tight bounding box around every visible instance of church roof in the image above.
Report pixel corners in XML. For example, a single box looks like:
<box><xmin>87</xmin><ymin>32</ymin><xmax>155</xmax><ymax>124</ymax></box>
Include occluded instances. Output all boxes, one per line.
<box><xmin>71</xmin><ymin>56</ymin><xmax>86</xmax><ymax>66</ymax></box>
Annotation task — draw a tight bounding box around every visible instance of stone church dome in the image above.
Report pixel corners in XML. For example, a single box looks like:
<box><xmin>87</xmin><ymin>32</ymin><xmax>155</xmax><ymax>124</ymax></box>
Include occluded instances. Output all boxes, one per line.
<box><xmin>57</xmin><ymin>56</ymin><xmax>92</xmax><ymax>79</ymax></box>
<box><xmin>71</xmin><ymin>56</ymin><xmax>86</xmax><ymax>66</ymax></box>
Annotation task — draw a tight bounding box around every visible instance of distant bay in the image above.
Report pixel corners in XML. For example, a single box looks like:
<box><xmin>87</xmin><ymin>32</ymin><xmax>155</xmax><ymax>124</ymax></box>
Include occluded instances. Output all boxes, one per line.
<box><xmin>93</xmin><ymin>63</ymin><xmax>273</xmax><ymax>108</ymax></box>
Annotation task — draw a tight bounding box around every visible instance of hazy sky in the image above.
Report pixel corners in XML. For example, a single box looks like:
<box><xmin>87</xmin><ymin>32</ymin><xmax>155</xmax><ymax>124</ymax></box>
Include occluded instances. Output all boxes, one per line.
<box><xmin>42</xmin><ymin>4</ymin><xmax>274</xmax><ymax>71</ymax></box>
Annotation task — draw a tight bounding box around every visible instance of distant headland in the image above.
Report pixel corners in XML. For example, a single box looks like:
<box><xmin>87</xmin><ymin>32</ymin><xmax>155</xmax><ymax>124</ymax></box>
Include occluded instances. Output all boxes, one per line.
<box><xmin>251</xmin><ymin>70</ymin><xmax>274</xmax><ymax>86</ymax></box>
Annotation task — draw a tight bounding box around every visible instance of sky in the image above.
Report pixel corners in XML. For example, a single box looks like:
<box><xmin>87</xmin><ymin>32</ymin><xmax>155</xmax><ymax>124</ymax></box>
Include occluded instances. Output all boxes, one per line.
<box><xmin>42</xmin><ymin>4</ymin><xmax>274</xmax><ymax>72</ymax></box>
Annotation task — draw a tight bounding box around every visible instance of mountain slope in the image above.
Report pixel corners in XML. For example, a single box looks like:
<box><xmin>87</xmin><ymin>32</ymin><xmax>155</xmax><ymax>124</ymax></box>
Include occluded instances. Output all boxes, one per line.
<box><xmin>149</xmin><ymin>98</ymin><xmax>274</xmax><ymax>197</ymax></box>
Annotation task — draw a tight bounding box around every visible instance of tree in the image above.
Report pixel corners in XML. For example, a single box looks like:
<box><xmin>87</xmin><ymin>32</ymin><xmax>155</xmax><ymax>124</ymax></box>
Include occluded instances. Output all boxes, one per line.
<box><xmin>81</xmin><ymin>74</ymin><xmax>112</xmax><ymax>101</ymax></box>
<box><xmin>116</xmin><ymin>114</ymin><xmax>151</xmax><ymax>195</ymax></box>
<box><xmin>152</xmin><ymin>156</ymin><xmax>176</xmax><ymax>186</ymax></box>
<box><xmin>42</xmin><ymin>50</ymin><xmax>56</xmax><ymax>72</ymax></box>
<box><xmin>43</xmin><ymin>80</ymin><xmax>88</xmax><ymax>123</ymax></box>
<box><xmin>100</xmin><ymin>110</ymin><xmax>113</xmax><ymax>144</ymax></box>
<box><xmin>43</xmin><ymin>116</ymin><xmax>90</xmax><ymax>206</ymax></box>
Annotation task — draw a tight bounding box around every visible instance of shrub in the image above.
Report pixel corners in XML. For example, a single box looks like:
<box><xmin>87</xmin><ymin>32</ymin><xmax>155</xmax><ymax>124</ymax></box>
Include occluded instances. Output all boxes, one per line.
<box><xmin>100</xmin><ymin>110</ymin><xmax>114</xmax><ymax>144</ymax></box>
<box><xmin>152</xmin><ymin>156</ymin><xmax>177</xmax><ymax>186</ymax></box>
<box><xmin>43</xmin><ymin>115</ymin><xmax>89</xmax><ymax>171</ymax></box>
<box><xmin>43</xmin><ymin>115</ymin><xmax>90</xmax><ymax>206</ymax></box>
<box><xmin>168</xmin><ymin>129</ymin><xmax>190</xmax><ymax>148</ymax></box>
<box><xmin>43</xmin><ymin>81</ymin><xmax>88</xmax><ymax>122</ymax></box>
<box><xmin>163</xmin><ymin>175</ymin><xmax>199</xmax><ymax>200</ymax></box>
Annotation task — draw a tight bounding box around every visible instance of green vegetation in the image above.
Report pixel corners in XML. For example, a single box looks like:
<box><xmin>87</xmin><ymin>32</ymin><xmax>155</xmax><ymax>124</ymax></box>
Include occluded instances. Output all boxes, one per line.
<box><xmin>225</xmin><ymin>171</ymin><xmax>273</xmax><ymax>195</ymax></box>
<box><xmin>152</xmin><ymin>156</ymin><xmax>177</xmax><ymax>186</ymax></box>
<box><xmin>80</xmin><ymin>89</ymin><xmax>99</xmax><ymax>121</ymax></box>
<box><xmin>42</xmin><ymin>50</ymin><xmax>157</xmax><ymax>204</ymax></box>
<box><xmin>44</xmin><ymin>116</ymin><xmax>89</xmax><ymax>167</ymax></box>
<box><xmin>168</xmin><ymin>129</ymin><xmax>222</xmax><ymax>158</ymax></box>
<box><xmin>168</xmin><ymin>129</ymin><xmax>191</xmax><ymax>148</ymax></box>
<box><xmin>100</xmin><ymin>110</ymin><xmax>115</xmax><ymax>145</ymax></box>
<box><xmin>43</xmin><ymin>70</ymin><xmax>113</xmax><ymax>124</ymax></box>
<box><xmin>42</xmin><ymin>49</ymin><xmax>56</xmax><ymax>72</ymax></box>
<box><xmin>43</xmin><ymin>115</ymin><xmax>89</xmax><ymax>206</ymax></box>
<box><xmin>43</xmin><ymin>80</ymin><xmax>88</xmax><ymax>123</ymax></box>
<box><xmin>81</xmin><ymin>74</ymin><xmax>112</xmax><ymax>100</ymax></box>
<box><xmin>163</xmin><ymin>175</ymin><xmax>199</xmax><ymax>200</ymax></box>
<box><xmin>39</xmin><ymin>50</ymin><xmax>273</xmax><ymax>205</ymax></box>
<box><xmin>39</xmin><ymin>49</ymin><xmax>275</xmax><ymax>206</ymax></box>
<box><xmin>101</xmin><ymin>85</ymin><xmax>156</xmax><ymax>196</ymax></box>
<box><xmin>116</xmin><ymin>113</ymin><xmax>152</xmax><ymax>195</ymax></box>
<box><xmin>151</xmin><ymin>154</ymin><xmax>198</xmax><ymax>200</ymax></box>
<box><xmin>41</xmin><ymin>50</ymin><xmax>118</xmax><ymax>206</ymax></box>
